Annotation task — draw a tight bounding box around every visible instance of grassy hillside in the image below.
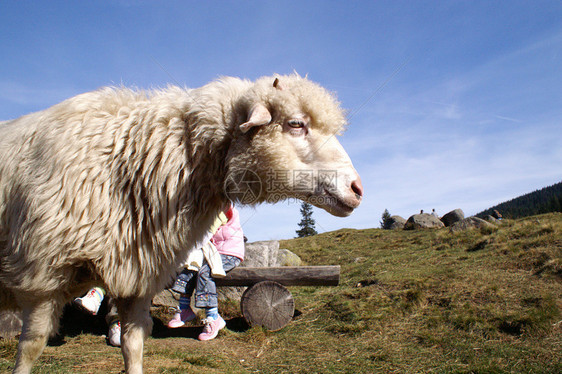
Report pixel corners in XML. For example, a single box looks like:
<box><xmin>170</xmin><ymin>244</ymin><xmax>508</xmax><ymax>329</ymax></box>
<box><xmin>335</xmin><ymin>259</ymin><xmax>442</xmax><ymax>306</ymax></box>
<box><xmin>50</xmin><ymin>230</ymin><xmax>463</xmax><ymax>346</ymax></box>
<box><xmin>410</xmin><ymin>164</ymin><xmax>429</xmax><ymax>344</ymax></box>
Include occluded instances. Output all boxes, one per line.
<box><xmin>1</xmin><ymin>213</ymin><xmax>561</xmax><ymax>373</ymax></box>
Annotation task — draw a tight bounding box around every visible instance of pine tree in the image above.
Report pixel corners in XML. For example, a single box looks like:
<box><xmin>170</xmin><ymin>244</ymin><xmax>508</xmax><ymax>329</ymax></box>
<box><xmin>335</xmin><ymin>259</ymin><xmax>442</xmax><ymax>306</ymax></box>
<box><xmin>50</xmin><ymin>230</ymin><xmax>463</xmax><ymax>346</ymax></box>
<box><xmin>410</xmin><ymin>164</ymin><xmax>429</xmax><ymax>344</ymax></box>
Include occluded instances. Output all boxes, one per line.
<box><xmin>296</xmin><ymin>202</ymin><xmax>318</xmax><ymax>237</ymax></box>
<box><xmin>380</xmin><ymin>209</ymin><xmax>393</xmax><ymax>229</ymax></box>
<box><xmin>475</xmin><ymin>180</ymin><xmax>562</xmax><ymax>219</ymax></box>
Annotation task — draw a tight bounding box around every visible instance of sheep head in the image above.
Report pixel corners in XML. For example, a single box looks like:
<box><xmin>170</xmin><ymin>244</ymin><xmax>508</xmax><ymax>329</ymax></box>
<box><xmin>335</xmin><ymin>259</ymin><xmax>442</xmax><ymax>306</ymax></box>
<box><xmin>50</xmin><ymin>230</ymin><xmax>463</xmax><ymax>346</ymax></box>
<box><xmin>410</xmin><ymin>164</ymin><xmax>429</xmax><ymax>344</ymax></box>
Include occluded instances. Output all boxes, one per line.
<box><xmin>225</xmin><ymin>74</ymin><xmax>363</xmax><ymax>217</ymax></box>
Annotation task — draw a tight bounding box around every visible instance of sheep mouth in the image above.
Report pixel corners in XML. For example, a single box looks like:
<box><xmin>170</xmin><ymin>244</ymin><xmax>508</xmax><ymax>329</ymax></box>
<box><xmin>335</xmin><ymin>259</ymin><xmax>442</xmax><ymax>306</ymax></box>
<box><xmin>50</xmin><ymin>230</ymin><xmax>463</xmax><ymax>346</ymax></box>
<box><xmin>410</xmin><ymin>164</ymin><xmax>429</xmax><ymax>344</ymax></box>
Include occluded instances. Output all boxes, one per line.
<box><xmin>312</xmin><ymin>189</ymin><xmax>357</xmax><ymax>217</ymax></box>
<box><xmin>326</xmin><ymin>191</ymin><xmax>357</xmax><ymax>217</ymax></box>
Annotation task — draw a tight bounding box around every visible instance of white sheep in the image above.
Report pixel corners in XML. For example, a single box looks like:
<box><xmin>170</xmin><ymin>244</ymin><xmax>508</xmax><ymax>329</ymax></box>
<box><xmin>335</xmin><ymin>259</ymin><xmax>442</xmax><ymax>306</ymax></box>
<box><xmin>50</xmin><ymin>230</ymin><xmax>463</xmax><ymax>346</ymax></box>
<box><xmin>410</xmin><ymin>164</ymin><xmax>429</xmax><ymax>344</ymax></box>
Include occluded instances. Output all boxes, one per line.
<box><xmin>0</xmin><ymin>74</ymin><xmax>363</xmax><ymax>373</ymax></box>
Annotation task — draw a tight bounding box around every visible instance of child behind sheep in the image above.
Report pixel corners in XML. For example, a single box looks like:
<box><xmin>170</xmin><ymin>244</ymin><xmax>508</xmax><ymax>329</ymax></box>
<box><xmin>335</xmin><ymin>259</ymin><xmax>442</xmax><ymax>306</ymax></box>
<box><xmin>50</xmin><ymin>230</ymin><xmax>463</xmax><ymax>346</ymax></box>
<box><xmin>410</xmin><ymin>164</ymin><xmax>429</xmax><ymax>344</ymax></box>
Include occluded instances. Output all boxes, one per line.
<box><xmin>168</xmin><ymin>204</ymin><xmax>245</xmax><ymax>341</ymax></box>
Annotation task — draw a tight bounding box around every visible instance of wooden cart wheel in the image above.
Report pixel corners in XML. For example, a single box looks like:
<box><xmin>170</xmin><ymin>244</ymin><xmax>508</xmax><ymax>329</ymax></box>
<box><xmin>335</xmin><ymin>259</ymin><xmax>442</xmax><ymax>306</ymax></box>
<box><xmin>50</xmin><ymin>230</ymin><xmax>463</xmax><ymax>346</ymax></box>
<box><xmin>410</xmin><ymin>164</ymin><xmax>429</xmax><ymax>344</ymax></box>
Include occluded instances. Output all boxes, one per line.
<box><xmin>240</xmin><ymin>281</ymin><xmax>295</xmax><ymax>331</ymax></box>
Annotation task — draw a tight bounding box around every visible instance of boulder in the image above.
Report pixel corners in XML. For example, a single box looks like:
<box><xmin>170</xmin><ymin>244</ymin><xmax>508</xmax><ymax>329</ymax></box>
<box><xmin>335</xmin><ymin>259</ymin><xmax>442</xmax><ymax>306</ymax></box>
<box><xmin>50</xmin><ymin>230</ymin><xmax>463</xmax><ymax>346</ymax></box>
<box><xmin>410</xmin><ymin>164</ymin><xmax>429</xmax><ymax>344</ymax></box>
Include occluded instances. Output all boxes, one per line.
<box><xmin>152</xmin><ymin>289</ymin><xmax>180</xmax><ymax>309</ymax></box>
<box><xmin>440</xmin><ymin>209</ymin><xmax>465</xmax><ymax>227</ymax></box>
<box><xmin>449</xmin><ymin>217</ymin><xmax>493</xmax><ymax>232</ymax></box>
<box><xmin>244</xmin><ymin>240</ymin><xmax>280</xmax><ymax>267</ymax></box>
<box><xmin>277</xmin><ymin>248</ymin><xmax>303</xmax><ymax>266</ymax></box>
<box><xmin>389</xmin><ymin>215</ymin><xmax>406</xmax><ymax>230</ymax></box>
<box><xmin>245</xmin><ymin>240</ymin><xmax>302</xmax><ymax>267</ymax></box>
<box><xmin>404</xmin><ymin>214</ymin><xmax>445</xmax><ymax>230</ymax></box>
<box><xmin>484</xmin><ymin>215</ymin><xmax>499</xmax><ymax>223</ymax></box>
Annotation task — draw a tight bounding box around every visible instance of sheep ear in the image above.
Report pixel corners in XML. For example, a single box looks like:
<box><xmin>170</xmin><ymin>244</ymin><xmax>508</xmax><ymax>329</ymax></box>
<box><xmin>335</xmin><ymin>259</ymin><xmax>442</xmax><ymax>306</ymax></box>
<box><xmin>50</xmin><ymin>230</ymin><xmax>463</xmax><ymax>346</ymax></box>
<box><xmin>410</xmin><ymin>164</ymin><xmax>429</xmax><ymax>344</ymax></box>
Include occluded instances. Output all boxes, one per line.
<box><xmin>240</xmin><ymin>103</ymin><xmax>272</xmax><ymax>133</ymax></box>
<box><xmin>273</xmin><ymin>78</ymin><xmax>283</xmax><ymax>90</ymax></box>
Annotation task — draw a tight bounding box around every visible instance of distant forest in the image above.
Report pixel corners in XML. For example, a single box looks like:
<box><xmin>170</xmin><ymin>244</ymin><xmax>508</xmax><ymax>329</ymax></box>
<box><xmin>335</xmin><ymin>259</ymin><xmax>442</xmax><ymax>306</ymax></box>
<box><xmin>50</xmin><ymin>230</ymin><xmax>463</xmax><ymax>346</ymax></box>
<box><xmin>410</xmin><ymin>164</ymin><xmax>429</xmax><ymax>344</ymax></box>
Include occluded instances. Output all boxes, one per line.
<box><xmin>476</xmin><ymin>181</ymin><xmax>562</xmax><ymax>219</ymax></box>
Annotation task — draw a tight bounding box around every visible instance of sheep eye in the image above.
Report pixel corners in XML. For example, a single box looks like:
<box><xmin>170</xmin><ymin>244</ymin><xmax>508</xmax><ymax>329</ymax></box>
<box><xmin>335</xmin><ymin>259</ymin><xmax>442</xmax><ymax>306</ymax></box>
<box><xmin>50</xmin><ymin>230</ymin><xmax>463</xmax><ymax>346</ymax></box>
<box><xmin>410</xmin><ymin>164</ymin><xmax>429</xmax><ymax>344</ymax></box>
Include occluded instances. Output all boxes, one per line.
<box><xmin>287</xmin><ymin>119</ymin><xmax>305</xmax><ymax>128</ymax></box>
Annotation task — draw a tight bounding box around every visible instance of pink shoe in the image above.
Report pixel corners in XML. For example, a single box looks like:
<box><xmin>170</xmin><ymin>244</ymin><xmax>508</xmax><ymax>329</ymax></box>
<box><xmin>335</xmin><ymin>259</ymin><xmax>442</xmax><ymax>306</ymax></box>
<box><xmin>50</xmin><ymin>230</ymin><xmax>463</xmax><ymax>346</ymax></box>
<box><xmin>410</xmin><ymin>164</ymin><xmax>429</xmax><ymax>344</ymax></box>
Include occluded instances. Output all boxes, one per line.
<box><xmin>167</xmin><ymin>308</ymin><xmax>196</xmax><ymax>328</ymax></box>
<box><xmin>198</xmin><ymin>316</ymin><xmax>226</xmax><ymax>341</ymax></box>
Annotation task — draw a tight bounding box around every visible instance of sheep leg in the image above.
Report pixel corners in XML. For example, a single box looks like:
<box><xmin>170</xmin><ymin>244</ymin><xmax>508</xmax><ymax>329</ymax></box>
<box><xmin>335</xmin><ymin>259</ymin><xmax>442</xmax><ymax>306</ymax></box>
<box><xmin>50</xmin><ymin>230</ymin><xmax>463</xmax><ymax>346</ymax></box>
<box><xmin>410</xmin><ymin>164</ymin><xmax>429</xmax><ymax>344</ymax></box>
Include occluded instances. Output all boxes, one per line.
<box><xmin>13</xmin><ymin>297</ymin><xmax>63</xmax><ymax>374</ymax></box>
<box><xmin>117</xmin><ymin>296</ymin><xmax>153</xmax><ymax>374</ymax></box>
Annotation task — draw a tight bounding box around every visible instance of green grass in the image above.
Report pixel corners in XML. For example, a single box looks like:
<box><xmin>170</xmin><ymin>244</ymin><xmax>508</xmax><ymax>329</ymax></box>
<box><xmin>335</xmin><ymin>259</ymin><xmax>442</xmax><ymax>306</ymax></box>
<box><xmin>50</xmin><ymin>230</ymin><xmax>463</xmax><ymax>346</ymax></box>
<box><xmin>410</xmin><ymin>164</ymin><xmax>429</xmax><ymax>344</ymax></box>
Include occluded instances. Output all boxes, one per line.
<box><xmin>1</xmin><ymin>213</ymin><xmax>561</xmax><ymax>373</ymax></box>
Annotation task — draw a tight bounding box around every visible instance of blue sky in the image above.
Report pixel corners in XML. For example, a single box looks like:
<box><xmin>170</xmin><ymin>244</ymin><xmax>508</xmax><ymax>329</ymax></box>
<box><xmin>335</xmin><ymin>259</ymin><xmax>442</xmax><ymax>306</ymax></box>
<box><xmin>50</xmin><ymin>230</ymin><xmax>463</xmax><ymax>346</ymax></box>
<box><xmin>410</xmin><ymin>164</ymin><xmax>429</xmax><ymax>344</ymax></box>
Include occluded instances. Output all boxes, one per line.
<box><xmin>1</xmin><ymin>1</ymin><xmax>561</xmax><ymax>241</ymax></box>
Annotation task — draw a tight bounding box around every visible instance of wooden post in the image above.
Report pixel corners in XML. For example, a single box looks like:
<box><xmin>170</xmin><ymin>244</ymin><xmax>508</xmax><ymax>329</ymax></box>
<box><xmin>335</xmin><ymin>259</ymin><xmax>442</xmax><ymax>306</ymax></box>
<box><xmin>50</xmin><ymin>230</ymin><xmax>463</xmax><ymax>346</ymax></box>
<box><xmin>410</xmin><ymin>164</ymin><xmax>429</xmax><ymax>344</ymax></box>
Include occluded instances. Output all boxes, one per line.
<box><xmin>214</xmin><ymin>265</ymin><xmax>340</xmax><ymax>287</ymax></box>
<box><xmin>240</xmin><ymin>281</ymin><xmax>295</xmax><ymax>331</ymax></box>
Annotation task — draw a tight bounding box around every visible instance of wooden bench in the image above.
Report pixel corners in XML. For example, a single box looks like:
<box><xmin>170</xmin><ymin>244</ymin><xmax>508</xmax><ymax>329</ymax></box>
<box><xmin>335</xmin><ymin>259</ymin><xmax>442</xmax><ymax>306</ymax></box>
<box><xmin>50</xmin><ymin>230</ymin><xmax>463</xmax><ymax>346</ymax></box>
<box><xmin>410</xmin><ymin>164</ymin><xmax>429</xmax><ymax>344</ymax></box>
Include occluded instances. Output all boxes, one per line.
<box><xmin>215</xmin><ymin>265</ymin><xmax>340</xmax><ymax>331</ymax></box>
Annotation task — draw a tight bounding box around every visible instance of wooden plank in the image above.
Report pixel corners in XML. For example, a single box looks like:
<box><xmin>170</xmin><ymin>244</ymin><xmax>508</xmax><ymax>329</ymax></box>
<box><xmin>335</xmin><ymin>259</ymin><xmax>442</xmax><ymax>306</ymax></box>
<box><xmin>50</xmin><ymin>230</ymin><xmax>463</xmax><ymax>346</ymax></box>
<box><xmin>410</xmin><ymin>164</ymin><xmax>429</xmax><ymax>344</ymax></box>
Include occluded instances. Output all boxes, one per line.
<box><xmin>214</xmin><ymin>265</ymin><xmax>340</xmax><ymax>287</ymax></box>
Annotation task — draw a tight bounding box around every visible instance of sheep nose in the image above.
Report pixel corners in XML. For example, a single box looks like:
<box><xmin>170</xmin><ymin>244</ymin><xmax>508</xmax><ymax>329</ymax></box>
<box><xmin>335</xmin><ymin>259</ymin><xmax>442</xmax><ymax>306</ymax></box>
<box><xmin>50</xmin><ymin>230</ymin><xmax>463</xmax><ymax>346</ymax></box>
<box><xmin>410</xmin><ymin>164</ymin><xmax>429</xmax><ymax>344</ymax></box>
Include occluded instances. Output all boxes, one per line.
<box><xmin>351</xmin><ymin>177</ymin><xmax>363</xmax><ymax>200</ymax></box>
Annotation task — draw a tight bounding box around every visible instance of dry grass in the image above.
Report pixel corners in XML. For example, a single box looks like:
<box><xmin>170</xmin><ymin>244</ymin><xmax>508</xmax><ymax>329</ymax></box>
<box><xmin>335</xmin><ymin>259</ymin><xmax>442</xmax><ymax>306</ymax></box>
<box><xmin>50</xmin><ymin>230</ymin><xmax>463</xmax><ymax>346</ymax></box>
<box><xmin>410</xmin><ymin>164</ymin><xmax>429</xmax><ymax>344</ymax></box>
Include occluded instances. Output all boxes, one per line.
<box><xmin>1</xmin><ymin>213</ymin><xmax>561</xmax><ymax>373</ymax></box>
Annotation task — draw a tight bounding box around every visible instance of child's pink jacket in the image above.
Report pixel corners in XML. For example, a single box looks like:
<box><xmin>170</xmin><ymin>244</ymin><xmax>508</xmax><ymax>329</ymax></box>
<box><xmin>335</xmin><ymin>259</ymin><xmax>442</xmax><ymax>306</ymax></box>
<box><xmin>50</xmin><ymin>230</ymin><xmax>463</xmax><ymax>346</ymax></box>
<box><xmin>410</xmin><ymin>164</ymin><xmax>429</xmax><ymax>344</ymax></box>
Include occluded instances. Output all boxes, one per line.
<box><xmin>211</xmin><ymin>206</ymin><xmax>245</xmax><ymax>261</ymax></box>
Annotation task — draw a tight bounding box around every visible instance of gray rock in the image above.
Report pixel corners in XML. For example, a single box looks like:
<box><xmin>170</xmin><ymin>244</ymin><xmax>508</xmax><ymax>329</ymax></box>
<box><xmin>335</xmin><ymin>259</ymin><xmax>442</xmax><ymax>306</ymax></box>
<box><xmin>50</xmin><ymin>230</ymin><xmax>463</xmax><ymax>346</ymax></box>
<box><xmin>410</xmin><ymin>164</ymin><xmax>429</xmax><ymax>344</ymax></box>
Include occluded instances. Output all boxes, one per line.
<box><xmin>0</xmin><ymin>311</ymin><xmax>22</xmax><ymax>339</ymax></box>
<box><xmin>449</xmin><ymin>217</ymin><xmax>492</xmax><ymax>232</ymax></box>
<box><xmin>441</xmin><ymin>209</ymin><xmax>465</xmax><ymax>227</ymax></box>
<box><xmin>277</xmin><ymin>248</ymin><xmax>302</xmax><ymax>266</ymax></box>
<box><xmin>404</xmin><ymin>214</ymin><xmax>445</xmax><ymax>230</ymax></box>
<box><xmin>152</xmin><ymin>289</ymin><xmax>180</xmax><ymax>309</ymax></box>
<box><xmin>389</xmin><ymin>215</ymin><xmax>406</xmax><ymax>230</ymax></box>
<box><xmin>217</xmin><ymin>286</ymin><xmax>246</xmax><ymax>304</ymax></box>
<box><xmin>243</xmin><ymin>240</ymin><xmax>280</xmax><ymax>267</ymax></box>
<box><xmin>484</xmin><ymin>215</ymin><xmax>499</xmax><ymax>223</ymax></box>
